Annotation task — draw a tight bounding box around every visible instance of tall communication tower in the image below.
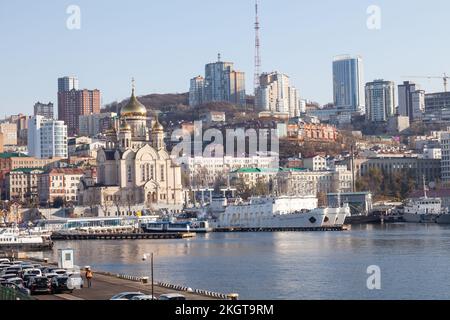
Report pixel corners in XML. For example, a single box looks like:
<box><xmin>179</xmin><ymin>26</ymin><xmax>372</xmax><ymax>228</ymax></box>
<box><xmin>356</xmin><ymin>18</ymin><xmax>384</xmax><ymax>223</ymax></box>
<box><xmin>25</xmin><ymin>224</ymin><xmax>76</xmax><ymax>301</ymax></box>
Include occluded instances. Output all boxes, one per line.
<box><xmin>254</xmin><ymin>0</ymin><xmax>261</xmax><ymax>95</ymax></box>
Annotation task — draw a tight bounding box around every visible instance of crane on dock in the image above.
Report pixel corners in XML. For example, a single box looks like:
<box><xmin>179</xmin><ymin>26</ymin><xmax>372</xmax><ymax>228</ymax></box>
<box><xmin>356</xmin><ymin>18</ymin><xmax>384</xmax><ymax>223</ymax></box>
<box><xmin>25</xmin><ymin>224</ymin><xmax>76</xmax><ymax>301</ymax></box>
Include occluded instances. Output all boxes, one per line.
<box><xmin>402</xmin><ymin>73</ymin><xmax>450</xmax><ymax>92</ymax></box>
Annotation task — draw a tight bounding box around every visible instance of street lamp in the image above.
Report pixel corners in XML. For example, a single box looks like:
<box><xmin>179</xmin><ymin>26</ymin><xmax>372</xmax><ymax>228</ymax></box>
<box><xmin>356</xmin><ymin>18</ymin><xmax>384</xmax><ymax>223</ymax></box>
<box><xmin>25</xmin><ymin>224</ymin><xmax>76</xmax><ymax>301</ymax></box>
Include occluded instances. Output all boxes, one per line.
<box><xmin>142</xmin><ymin>253</ymin><xmax>154</xmax><ymax>299</ymax></box>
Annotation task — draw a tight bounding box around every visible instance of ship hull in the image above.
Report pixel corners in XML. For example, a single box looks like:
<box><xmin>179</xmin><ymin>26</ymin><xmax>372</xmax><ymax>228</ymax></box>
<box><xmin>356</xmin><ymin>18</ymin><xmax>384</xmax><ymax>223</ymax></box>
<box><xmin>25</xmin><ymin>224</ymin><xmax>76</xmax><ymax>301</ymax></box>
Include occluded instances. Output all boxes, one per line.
<box><xmin>403</xmin><ymin>213</ymin><xmax>438</xmax><ymax>223</ymax></box>
<box><xmin>436</xmin><ymin>214</ymin><xmax>450</xmax><ymax>224</ymax></box>
<box><xmin>0</xmin><ymin>242</ymin><xmax>53</xmax><ymax>252</ymax></box>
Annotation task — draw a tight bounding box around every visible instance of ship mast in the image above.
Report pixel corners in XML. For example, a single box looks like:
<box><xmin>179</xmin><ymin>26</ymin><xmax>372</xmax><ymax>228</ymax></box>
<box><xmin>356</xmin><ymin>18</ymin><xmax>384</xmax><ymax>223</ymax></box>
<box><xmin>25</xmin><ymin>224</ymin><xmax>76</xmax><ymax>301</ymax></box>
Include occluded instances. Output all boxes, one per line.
<box><xmin>423</xmin><ymin>175</ymin><xmax>428</xmax><ymax>199</ymax></box>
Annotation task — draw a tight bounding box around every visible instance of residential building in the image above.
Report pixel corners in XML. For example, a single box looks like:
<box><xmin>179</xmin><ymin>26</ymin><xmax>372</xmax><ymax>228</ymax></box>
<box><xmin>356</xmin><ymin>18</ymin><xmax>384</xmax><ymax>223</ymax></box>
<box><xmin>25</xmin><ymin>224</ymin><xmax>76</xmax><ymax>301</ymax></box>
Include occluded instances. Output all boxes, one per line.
<box><xmin>333</xmin><ymin>55</ymin><xmax>365</xmax><ymax>114</ymax></box>
<box><xmin>5</xmin><ymin>168</ymin><xmax>44</xmax><ymax>202</ymax></box>
<box><xmin>256</xmin><ymin>72</ymin><xmax>300</xmax><ymax>118</ymax></box>
<box><xmin>79</xmin><ymin>86</ymin><xmax>184</xmax><ymax>214</ymax></box>
<box><xmin>58</xmin><ymin>78</ymin><xmax>101</xmax><ymax>135</ymax></box>
<box><xmin>441</xmin><ymin>133</ymin><xmax>450</xmax><ymax>184</ymax></box>
<box><xmin>27</xmin><ymin>116</ymin><xmax>68</xmax><ymax>159</ymax></box>
<box><xmin>303</xmin><ymin>156</ymin><xmax>328</xmax><ymax>171</ymax></box>
<box><xmin>365</xmin><ymin>80</ymin><xmax>396</xmax><ymax>122</ymax></box>
<box><xmin>203</xmin><ymin>111</ymin><xmax>226</xmax><ymax>126</ymax></box>
<box><xmin>0</xmin><ymin>133</ymin><xmax>3</xmax><ymax>153</ymax></box>
<box><xmin>79</xmin><ymin>112</ymin><xmax>116</xmax><ymax>137</ymax></box>
<box><xmin>0</xmin><ymin>123</ymin><xmax>18</xmax><ymax>146</ymax></box>
<box><xmin>38</xmin><ymin>168</ymin><xmax>84</xmax><ymax>204</ymax></box>
<box><xmin>398</xmin><ymin>81</ymin><xmax>424</xmax><ymax>122</ymax></box>
<box><xmin>58</xmin><ymin>76</ymin><xmax>79</xmax><ymax>92</ymax></box>
<box><xmin>189</xmin><ymin>76</ymin><xmax>205</xmax><ymax>107</ymax></box>
<box><xmin>287</xmin><ymin>122</ymin><xmax>338</xmax><ymax>142</ymax></box>
<box><xmin>34</xmin><ymin>102</ymin><xmax>54</xmax><ymax>119</ymax></box>
<box><xmin>387</xmin><ymin>115</ymin><xmax>410</xmax><ymax>134</ymax></box>
<box><xmin>68</xmin><ymin>137</ymin><xmax>106</xmax><ymax>158</ymax></box>
<box><xmin>0</xmin><ymin>153</ymin><xmax>60</xmax><ymax>199</ymax></box>
<box><xmin>190</xmin><ymin>56</ymin><xmax>246</xmax><ymax>107</ymax></box>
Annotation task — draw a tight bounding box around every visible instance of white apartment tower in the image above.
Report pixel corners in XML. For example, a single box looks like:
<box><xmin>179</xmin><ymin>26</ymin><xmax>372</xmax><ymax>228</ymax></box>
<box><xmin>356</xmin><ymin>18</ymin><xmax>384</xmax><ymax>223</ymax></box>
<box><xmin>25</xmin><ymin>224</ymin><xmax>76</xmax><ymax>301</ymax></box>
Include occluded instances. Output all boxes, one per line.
<box><xmin>256</xmin><ymin>72</ymin><xmax>300</xmax><ymax>118</ymax></box>
<box><xmin>28</xmin><ymin>115</ymin><xmax>68</xmax><ymax>159</ymax></box>
<box><xmin>365</xmin><ymin>80</ymin><xmax>396</xmax><ymax>123</ymax></box>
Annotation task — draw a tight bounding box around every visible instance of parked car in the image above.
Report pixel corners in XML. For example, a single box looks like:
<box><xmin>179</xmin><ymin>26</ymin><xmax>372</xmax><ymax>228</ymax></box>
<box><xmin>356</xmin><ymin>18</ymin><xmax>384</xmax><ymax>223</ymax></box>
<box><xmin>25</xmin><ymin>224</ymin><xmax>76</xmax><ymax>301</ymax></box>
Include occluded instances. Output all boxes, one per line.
<box><xmin>7</xmin><ymin>277</ymin><xmax>24</xmax><ymax>286</ymax></box>
<box><xmin>23</xmin><ymin>269</ymin><xmax>42</xmax><ymax>283</ymax></box>
<box><xmin>28</xmin><ymin>276</ymin><xmax>52</xmax><ymax>295</ymax></box>
<box><xmin>131</xmin><ymin>295</ymin><xmax>157</xmax><ymax>300</ymax></box>
<box><xmin>51</xmin><ymin>276</ymin><xmax>72</xmax><ymax>294</ymax></box>
<box><xmin>66</xmin><ymin>273</ymin><xmax>84</xmax><ymax>289</ymax></box>
<box><xmin>110</xmin><ymin>292</ymin><xmax>146</xmax><ymax>300</ymax></box>
<box><xmin>2</xmin><ymin>282</ymin><xmax>31</xmax><ymax>296</ymax></box>
<box><xmin>0</xmin><ymin>258</ymin><xmax>10</xmax><ymax>264</ymax></box>
<box><xmin>1</xmin><ymin>267</ymin><xmax>21</xmax><ymax>276</ymax></box>
<box><xmin>158</xmin><ymin>293</ymin><xmax>187</xmax><ymax>301</ymax></box>
<box><xmin>1</xmin><ymin>274</ymin><xmax>19</xmax><ymax>281</ymax></box>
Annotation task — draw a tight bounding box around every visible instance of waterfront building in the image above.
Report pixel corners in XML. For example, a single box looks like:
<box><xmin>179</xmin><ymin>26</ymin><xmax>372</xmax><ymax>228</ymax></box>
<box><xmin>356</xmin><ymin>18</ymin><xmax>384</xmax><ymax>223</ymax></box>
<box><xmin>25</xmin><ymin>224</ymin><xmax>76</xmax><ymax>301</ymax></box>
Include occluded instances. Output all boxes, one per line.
<box><xmin>365</xmin><ymin>80</ymin><xmax>396</xmax><ymax>123</ymax></box>
<box><xmin>34</xmin><ymin>102</ymin><xmax>54</xmax><ymax>119</ymax></box>
<box><xmin>256</xmin><ymin>72</ymin><xmax>300</xmax><ymax>118</ymax></box>
<box><xmin>0</xmin><ymin>123</ymin><xmax>18</xmax><ymax>146</ymax></box>
<box><xmin>27</xmin><ymin>116</ymin><xmax>68</xmax><ymax>159</ymax></box>
<box><xmin>58</xmin><ymin>77</ymin><xmax>101</xmax><ymax>136</ymax></box>
<box><xmin>5</xmin><ymin>168</ymin><xmax>44</xmax><ymax>202</ymax></box>
<box><xmin>79</xmin><ymin>112</ymin><xmax>116</xmax><ymax>137</ymax></box>
<box><xmin>176</xmin><ymin>154</ymin><xmax>279</xmax><ymax>186</ymax></box>
<box><xmin>333</xmin><ymin>55</ymin><xmax>365</xmax><ymax>114</ymax></box>
<box><xmin>79</xmin><ymin>86</ymin><xmax>184</xmax><ymax>214</ymax></box>
<box><xmin>327</xmin><ymin>192</ymin><xmax>373</xmax><ymax>215</ymax></box>
<box><xmin>38</xmin><ymin>168</ymin><xmax>84</xmax><ymax>205</ymax></box>
<box><xmin>189</xmin><ymin>76</ymin><xmax>205</xmax><ymax>107</ymax></box>
<box><xmin>190</xmin><ymin>56</ymin><xmax>246</xmax><ymax>107</ymax></box>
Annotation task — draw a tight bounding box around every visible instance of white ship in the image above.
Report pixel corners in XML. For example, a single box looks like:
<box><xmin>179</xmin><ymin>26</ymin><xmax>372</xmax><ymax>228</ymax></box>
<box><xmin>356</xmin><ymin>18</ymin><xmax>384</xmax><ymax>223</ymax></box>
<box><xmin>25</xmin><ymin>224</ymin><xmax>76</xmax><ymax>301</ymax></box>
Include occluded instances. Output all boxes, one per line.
<box><xmin>402</xmin><ymin>179</ymin><xmax>445</xmax><ymax>223</ymax></box>
<box><xmin>0</xmin><ymin>228</ymin><xmax>53</xmax><ymax>251</ymax></box>
<box><xmin>216</xmin><ymin>196</ymin><xmax>350</xmax><ymax>230</ymax></box>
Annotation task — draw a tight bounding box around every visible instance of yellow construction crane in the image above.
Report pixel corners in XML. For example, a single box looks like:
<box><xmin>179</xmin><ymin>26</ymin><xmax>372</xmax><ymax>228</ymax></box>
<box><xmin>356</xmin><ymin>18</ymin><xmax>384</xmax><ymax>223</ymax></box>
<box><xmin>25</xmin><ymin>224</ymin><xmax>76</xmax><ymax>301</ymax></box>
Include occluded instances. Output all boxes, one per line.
<box><xmin>402</xmin><ymin>73</ymin><xmax>450</xmax><ymax>92</ymax></box>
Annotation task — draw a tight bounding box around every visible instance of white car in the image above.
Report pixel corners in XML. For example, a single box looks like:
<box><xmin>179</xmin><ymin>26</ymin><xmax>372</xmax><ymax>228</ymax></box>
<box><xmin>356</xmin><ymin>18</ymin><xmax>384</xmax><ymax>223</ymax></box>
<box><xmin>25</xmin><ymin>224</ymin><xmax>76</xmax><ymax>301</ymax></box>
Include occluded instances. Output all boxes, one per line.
<box><xmin>131</xmin><ymin>295</ymin><xmax>157</xmax><ymax>300</ymax></box>
<box><xmin>0</xmin><ymin>258</ymin><xmax>10</xmax><ymax>264</ymax></box>
<box><xmin>66</xmin><ymin>273</ymin><xmax>84</xmax><ymax>289</ymax></box>
<box><xmin>110</xmin><ymin>292</ymin><xmax>146</xmax><ymax>300</ymax></box>
<box><xmin>159</xmin><ymin>293</ymin><xmax>187</xmax><ymax>301</ymax></box>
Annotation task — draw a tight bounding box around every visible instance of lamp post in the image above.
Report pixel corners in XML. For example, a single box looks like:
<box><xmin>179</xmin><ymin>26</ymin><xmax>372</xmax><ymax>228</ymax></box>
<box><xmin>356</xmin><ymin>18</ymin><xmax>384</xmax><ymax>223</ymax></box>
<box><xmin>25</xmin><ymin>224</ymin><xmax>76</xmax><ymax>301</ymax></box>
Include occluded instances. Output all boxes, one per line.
<box><xmin>142</xmin><ymin>253</ymin><xmax>154</xmax><ymax>299</ymax></box>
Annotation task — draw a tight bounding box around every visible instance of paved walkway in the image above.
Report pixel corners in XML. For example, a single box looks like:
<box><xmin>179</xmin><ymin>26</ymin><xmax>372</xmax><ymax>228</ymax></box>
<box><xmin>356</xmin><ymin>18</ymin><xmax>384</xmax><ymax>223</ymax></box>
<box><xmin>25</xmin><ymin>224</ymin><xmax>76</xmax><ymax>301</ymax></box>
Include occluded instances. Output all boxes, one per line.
<box><xmin>34</xmin><ymin>273</ymin><xmax>217</xmax><ymax>301</ymax></box>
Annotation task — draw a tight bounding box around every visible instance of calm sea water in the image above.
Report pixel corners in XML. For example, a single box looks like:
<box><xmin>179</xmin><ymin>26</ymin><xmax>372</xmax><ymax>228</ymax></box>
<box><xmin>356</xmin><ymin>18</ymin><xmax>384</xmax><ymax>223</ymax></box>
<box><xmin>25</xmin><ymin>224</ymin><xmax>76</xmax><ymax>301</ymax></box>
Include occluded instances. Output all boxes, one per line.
<box><xmin>42</xmin><ymin>224</ymin><xmax>450</xmax><ymax>300</ymax></box>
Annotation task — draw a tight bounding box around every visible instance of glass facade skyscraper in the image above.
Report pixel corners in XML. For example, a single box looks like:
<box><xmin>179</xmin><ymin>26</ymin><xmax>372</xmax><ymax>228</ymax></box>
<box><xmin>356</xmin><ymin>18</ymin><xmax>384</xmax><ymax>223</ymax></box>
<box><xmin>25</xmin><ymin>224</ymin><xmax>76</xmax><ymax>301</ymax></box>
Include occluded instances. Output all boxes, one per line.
<box><xmin>333</xmin><ymin>55</ymin><xmax>365</xmax><ymax>114</ymax></box>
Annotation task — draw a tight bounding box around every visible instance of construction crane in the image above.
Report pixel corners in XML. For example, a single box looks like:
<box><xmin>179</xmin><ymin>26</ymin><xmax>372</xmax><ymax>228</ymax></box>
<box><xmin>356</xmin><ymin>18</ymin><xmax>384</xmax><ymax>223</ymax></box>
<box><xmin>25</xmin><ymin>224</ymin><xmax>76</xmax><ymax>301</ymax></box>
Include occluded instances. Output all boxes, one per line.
<box><xmin>402</xmin><ymin>73</ymin><xmax>450</xmax><ymax>92</ymax></box>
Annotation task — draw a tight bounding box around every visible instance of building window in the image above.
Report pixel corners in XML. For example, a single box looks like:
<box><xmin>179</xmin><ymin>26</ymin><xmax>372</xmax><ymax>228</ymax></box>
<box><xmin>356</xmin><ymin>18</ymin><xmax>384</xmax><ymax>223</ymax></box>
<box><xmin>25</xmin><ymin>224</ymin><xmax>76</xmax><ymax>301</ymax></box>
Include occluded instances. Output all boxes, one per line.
<box><xmin>127</xmin><ymin>166</ymin><xmax>132</xmax><ymax>183</ymax></box>
<box><xmin>160</xmin><ymin>165</ymin><xmax>165</xmax><ymax>181</ymax></box>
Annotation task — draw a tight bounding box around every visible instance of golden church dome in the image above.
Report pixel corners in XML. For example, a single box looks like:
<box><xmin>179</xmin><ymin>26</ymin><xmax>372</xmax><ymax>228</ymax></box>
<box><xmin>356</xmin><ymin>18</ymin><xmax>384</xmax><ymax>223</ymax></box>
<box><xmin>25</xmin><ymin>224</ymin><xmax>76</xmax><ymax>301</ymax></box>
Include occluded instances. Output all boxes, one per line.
<box><xmin>120</xmin><ymin>88</ymin><xmax>147</xmax><ymax>118</ymax></box>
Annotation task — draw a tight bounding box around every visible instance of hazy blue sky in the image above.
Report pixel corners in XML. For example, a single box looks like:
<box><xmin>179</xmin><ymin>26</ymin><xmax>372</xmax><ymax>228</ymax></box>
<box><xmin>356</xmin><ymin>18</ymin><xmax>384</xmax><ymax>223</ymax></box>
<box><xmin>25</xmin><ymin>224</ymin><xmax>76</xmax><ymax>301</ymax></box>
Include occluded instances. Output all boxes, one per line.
<box><xmin>1</xmin><ymin>0</ymin><xmax>450</xmax><ymax>116</ymax></box>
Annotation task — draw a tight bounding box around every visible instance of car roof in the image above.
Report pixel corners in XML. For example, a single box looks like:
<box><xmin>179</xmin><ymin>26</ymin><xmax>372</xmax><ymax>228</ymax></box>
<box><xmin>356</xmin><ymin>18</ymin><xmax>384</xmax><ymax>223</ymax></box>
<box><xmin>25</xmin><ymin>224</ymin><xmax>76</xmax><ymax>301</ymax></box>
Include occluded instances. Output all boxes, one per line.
<box><xmin>113</xmin><ymin>292</ymin><xmax>143</xmax><ymax>297</ymax></box>
<box><xmin>160</xmin><ymin>293</ymin><xmax>185</xmax><ymax>298</ymax></box>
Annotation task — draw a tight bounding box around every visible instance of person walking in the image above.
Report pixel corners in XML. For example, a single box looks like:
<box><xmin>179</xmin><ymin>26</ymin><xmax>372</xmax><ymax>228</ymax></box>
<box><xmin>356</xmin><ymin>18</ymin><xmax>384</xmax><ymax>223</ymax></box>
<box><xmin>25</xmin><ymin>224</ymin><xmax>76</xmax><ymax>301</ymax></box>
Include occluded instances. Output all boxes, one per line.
<box><xmin>85</xmin><ymin>268</ymin><xmax>93</xmax><ymax>288</ymax></box>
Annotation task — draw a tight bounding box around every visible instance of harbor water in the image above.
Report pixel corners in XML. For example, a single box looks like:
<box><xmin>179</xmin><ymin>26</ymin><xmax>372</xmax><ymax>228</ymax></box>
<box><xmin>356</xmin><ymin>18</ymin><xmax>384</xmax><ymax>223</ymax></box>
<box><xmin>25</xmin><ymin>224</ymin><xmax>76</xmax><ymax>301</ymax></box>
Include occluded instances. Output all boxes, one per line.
<box><xmin>43</xmin><ymin>223</ymin><xmax>450</xmax><ymax>300</ymax></box>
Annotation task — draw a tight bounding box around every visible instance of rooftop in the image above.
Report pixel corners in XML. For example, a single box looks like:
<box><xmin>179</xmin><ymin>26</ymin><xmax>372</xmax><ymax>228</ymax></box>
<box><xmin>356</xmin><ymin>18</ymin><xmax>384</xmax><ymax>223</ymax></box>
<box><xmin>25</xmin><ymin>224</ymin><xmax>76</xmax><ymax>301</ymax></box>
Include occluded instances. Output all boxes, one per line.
<box><xmin>0</xmin><ymin>152</ymin><xmax>29</xmax><ymax>159</ymax></box>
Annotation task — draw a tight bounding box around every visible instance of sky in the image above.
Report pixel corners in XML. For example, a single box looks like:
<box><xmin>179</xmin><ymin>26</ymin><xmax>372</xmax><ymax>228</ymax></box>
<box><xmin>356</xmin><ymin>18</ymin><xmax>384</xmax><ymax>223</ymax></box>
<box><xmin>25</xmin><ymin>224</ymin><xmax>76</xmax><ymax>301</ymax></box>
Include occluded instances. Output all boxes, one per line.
<box><xmin>1</xmin><ymin>0</ymin><xmax>450</xmax><ymax>117</ymax></box>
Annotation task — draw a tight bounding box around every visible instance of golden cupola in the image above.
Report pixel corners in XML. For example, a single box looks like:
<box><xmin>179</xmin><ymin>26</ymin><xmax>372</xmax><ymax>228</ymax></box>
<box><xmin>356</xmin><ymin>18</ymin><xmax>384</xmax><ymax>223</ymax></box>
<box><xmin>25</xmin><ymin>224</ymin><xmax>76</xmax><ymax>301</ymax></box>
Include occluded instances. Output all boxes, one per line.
<box><xmin>120</xmin><ymin>87</ymin><xmax>147</xmax><ymax>118</ymax></box>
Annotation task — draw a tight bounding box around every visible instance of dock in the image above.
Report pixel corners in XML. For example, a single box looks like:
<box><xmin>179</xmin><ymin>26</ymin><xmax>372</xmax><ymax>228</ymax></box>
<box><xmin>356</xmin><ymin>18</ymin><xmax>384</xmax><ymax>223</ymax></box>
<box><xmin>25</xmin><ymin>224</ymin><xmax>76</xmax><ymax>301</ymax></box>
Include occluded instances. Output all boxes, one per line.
<box><xmin>51</xmin><ymin>232</ymin><xmax>197</xmax><ymax>241</ymax></box>
<box><xmin>214</xmin><ymin>226</ymin><xmax>346</xmax><ymax>232</ymax></box>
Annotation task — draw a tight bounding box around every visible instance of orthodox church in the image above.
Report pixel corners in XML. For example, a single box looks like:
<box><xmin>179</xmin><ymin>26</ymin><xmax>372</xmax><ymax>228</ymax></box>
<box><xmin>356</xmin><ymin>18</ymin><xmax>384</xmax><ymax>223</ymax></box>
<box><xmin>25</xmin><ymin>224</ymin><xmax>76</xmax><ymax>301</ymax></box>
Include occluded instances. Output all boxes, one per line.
<box><xmin>80</xmin><ymin>85</ymin><xmax>184</xmax><ymax>215</ymax></box>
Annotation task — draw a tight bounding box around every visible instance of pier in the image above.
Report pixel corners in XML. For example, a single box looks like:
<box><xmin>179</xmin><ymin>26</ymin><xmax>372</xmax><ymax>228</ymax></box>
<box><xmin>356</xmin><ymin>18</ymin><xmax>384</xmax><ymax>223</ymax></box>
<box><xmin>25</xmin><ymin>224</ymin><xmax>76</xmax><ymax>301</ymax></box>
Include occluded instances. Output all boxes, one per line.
<box><xmin>50</xmin><ymin>232</ymin><xmax>197</xmax><ymax>241</ymax></box>
<box><xmin>214</xmin><ymin>226</ymin><xmax>346</xmax><ymax>232</ymax></box>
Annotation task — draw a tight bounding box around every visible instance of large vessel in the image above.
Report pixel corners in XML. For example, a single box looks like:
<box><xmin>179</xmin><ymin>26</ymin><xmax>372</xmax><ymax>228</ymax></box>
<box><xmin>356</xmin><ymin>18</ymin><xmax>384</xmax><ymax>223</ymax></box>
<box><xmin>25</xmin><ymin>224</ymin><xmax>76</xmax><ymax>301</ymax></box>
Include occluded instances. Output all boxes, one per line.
<box><xmin>141</xmin><ymin>219</ymin><xmax>212</xmax><ymax>233</ymax></box>
<box><xmin>402</xmin><ymin>180</ymin><xmax>445</xmax><ymax>223</ymax></box>
<box><xmin>216</xmin><ymin>196</ymin><xmax>350</xmax><ymax>230</ymax></box>
<box><xmin>0</xmin><ymin>228</ymin><xmax>53</xmax><ymax>251</ymax></box>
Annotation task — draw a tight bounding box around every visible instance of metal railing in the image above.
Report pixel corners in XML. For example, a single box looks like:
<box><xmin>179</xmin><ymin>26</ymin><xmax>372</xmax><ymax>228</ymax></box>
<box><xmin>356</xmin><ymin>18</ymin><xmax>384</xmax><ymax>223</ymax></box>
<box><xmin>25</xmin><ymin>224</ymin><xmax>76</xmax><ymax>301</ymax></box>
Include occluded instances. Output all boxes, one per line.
<box><xmin>0</xmin><ymin>286</ymin><xmax>34</xmax><ymax>301</ymax></box>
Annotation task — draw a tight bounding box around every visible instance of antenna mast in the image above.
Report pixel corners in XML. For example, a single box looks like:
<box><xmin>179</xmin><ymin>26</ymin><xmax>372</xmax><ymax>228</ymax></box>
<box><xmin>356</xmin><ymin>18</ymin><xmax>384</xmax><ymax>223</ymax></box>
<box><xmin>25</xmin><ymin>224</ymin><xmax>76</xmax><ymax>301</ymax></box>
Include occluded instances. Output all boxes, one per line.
<box><xmin>254</xmin><ymin>0</ymin><xmax>262</xmax><ymax>95</ymax></box>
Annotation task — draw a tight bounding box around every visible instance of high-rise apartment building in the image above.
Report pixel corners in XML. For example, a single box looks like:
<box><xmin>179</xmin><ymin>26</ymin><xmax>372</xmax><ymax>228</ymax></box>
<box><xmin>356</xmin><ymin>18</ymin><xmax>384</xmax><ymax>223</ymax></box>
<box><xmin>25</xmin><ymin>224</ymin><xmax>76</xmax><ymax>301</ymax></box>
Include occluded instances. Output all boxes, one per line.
<box><xmin>398</xmin><ymin>81</ymin><xmax>425</xmax><ymax>122</ymax></box>
<box><xmin>58</xmin><ymin>76</ymin><xmax>79</xmax><ymax>92</ymax></box>
<box><xmin>189</xmin><ymin>56</ymin><xmax>246</xmax><ymax>107</ymax></box>
<box><xmin>34</xmin><ymin>102</ymin><xmax>54</xmax><ymax>119</ymax></box>
<box><xmin>79</xmin><ymin>112</ymin><xmax>117</xmax><ymax>137</ymax></box>
<box><xmin>365</xmin><ymin>80</ymin><xmax>396</xmax><ymax>123</ymax></box>
<box><xmin>58</xmin><ymin>80</ymin><xmax>101</xmax><ymax>136</ymax></box>
<box><xmin>189</xmin><ymin>76</ymin><xmax>205</xmax><ymax>107</ymax></box>
<box><xmin>256</xmin><ymin>72</ymin><xmax>300</xmax><ymax>118</ymax></box>
<box><xmin>333</xmin><ymin>55</ymin><xmax>365</xmax><ymax>114</ymax></box>
<box><xmin>28</xmin><ymin>115</ymin><xmax>68</xmax><ymax>159</ymax></box>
